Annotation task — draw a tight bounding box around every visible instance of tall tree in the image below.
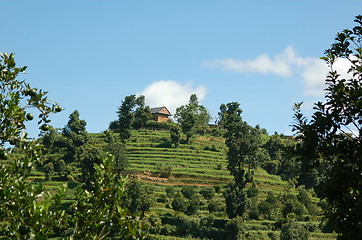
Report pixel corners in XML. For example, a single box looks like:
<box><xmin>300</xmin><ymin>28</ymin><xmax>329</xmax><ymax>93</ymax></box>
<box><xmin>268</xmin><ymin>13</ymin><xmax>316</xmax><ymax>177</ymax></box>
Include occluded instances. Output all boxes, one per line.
<box><xmin>220</xmin><ymin>102</ymin><xmax>261</xmax><ymax>218</ymax></box>
<box><xmin>292</xmin><ymin>15</ymin><xmax>362</xmax><ymax>240</ymax></box>
<box><xmin>174</xmin><ymin>94</ymin><xmax>211</xmax><ymax>143</ymax></box>
<box><xmin>115</xmin><ymin>94</ymin><xmax>151</xmax><ymax>142</ymax></box>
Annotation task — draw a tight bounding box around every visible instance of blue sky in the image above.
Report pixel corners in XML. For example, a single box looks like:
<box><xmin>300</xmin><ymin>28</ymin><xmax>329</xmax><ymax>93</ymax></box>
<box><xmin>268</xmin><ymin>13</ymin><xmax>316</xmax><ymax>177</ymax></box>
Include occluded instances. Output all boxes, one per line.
<box><xmin>1</xmin><ymin>1</ymin><xmax>361</xmax><ymax>136</ymax></box>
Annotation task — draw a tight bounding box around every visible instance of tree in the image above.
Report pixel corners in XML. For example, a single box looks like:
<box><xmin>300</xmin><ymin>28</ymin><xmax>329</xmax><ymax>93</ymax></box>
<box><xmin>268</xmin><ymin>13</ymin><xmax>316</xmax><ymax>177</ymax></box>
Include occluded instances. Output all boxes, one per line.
<box><xmin>69</xmin><ymin>154</ymin><xmax>146</xmax><ymax>239</ymax></box>
<box><xmin>133</xmin><ymin>95</ymin><xmax>152</xmax><ymax>130</ymax></box>
<box><xmin>171</xmin><ymin>192</ymin><xmax>187</xmax><ymax>213</ymax></box>
<box><xmin>0</xmin><ymin>53</ymin><xmax>144</xmax><ymax>238</ymax></box>
<box><xmin>220</xmin><ymin>102</ymin><xmax>261</xmax><ymax>218</ymax></box>
<box><xmin>292</xmin><ymin>15</ymin><xmax>362</xmax><ymax>239</ymax></box>
<box><xmin>0</xmin><ymin>52</ymin><xmax>66</xmax><ymax>238</ymax></box>
<box><xmin>62</xmin><ymin>110</ymin><xmax>88</xmax><ymax>163</ymax></box>
<box><xmin>174</xmin><ymin>94</ymin><xmax>211</xmax><ymax>143</ymax></box>
<box><xmin>115</xmin><ymin>94</ymin><xmax>151</xmax><ymax>142</ymax></box>
<box><xmin>280</xmin><ymin>221</ymin><xmax>309</xmax><ymax>240</ymax></box>
<box><xmin>220</xmin><ymin>102</ymin><xmax>261</xmax><ymax>183</ymax></box>
<box><xmin>123</xmin><ymin>180</ymin><xmax>153</xmax><ymax>217</ymax></box>
<box><xmin>170</xmin><ymin>125</ymin><xmax>181</xmax><ymax>148</ymax></box>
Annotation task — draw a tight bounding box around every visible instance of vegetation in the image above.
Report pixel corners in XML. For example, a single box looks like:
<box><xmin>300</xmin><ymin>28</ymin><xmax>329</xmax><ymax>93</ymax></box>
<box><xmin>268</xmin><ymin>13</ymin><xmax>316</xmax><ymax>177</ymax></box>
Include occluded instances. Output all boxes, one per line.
<box><xmin>1</xmin><ymin>15</ymin><xmax>361</xmax><ymax>240</ymax></box>
<box><xmin>292</xmin><ymin>15</ymin><xmax>362</xmax><ymax>240</ymax></box>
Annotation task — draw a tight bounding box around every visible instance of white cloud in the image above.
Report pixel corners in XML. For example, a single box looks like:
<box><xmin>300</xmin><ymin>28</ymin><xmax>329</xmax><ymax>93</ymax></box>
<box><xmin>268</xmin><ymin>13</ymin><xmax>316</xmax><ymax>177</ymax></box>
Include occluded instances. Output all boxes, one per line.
<box><xmin>202</xmin><ymin>46</ymin><xmax>303</xmax><ymax>77</ymax></box>
<box><xmin>202</xmin><ymin>46</ymin><xmax>356</xmax><ymax>97</ymax></box>
<box><xmin>138</xmin><ymin>80</ymin><xmax>207</xmax><ymax>116</ymax></box>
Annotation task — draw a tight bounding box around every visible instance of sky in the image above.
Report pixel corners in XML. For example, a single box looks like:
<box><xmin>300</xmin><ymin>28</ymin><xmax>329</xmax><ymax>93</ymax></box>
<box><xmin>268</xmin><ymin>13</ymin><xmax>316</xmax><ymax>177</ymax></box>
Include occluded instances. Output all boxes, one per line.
<box><xmin>1</xmin><ymin>0</ymin><xmax>361</xmax><ymax>137</ymax></box>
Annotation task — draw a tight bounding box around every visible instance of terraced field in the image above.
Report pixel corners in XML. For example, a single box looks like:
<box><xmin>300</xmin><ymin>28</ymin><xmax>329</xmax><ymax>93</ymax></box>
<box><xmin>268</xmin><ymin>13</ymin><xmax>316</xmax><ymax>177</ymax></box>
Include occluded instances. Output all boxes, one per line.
<box><xmin>4</xmin><ymin>129</ymin><xmax>336</xmax><ymax>239</ymax></box>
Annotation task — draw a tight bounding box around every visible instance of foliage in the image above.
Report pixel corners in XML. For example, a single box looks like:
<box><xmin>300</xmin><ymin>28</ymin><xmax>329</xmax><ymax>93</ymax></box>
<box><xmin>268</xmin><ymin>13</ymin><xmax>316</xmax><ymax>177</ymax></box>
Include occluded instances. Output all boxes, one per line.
<box><xmin>200</xmin><ymin>187</ymin><xmax>215</xmax><ymax>200</ymax></box>
<box><xmin>170</xmin><ymin>125</ymin><xmax>181</xmax><ymax>148</ymax></box>
<box><xmin>0</xmin><ymin>52</ymin><xmax>61</xmax><ymax>148</ymax></box>
<box><xmin>292</xmin><ymin>15</ymin><xmax>362</xmax><ymax>239</ymax></box>
<box><xmin>156</xmin><ymin>163</ymin><xmax>173</xmax><ymax>178</ymax></box>
<box><xmin>280</xmin><ymin>221</ymin><xmax>310</xmax><ymax>240</ymax></box>
<box><xmin>69</xmin><ymin>154</ymin><xmax>146</xmax><ymax>239</ymax></box>
<box><xmin>223</xmin><ymin>181</ymin><xmax>248</xmax><ymax>219</ymax></box>
<box><xmin>174</xmin><ymin>94</ymin><xmax>211</xmax><ymax>143</ymax></box>
<box><xmin>123</xmin><ymin>180</ymin><xmax>153</xmax><ymax>217</ymax></box>
<box><xmin>0</xmin><ymin>143</ymin><xmax>68</xmax><ymax>239</ymax></box>
<box><xmin>114</xmin><ymin>94</ymin><xmax>151</xmax><ymax>142</ymax></box>
<box><xmin>0</xmin><ymin>53</ymin><xmax>144</xmax><ymax>239</ymax></box>
<box><xmin>0</xmin><ymin>52</ymin><xmax>65</xmax><ymax>238</ymax></box>
<box><xmin>220</xmin><ymin>102</ymin><xmax>261</xmax><ymax>219</ymax></box>
<box><xmin>181</xmin><ymin>185</ymin><xmax>197</xmax><ymax>199</ymax></box>
<box><xmin>220</xmin><ymin>102</ymin><xmax>261</xmax><ymax>183</ymax></box>
<box><xmin>171</xmin><ymin>192</ymin><xmax>187</xmax><ymax>213</ymax></box>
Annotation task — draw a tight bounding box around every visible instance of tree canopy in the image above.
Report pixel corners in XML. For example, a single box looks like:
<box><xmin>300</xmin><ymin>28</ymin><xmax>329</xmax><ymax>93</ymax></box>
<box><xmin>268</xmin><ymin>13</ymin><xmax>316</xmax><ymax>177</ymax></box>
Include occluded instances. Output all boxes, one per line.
<box><xmin>292</xmin><ymin>15</ymin><xmax>362</xmax><ymax>240</ymax></box>
<box><xmin>174</xmin><ymin>94</ymin><xmax>211</xmax><ymax>143</ymax></box>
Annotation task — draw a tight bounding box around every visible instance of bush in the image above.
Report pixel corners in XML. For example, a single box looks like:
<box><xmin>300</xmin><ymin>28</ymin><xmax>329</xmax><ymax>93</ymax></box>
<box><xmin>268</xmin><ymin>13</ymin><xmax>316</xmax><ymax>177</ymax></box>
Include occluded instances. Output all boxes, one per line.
<box><xmin>156</xmin><ymin>163</ymin><xmax>173</xmax><ymax>178</ymax></box>
<box><xmin>171</xmin><ymin>192</ymin><xmax>187</xmax><ymax>213</ymax></box>
<box><xmin>280</xmin><ymin>221</ymin><xmax>309</xmax><ymax>240</ymax></box>
<box><xmin>200</xmin><ymin>187</ymin><xmax>215</xmax><ymax>200</ymax></box>
<box><xmin>157</xmin><ymin>193</ymin><xmax>167</xmax><ymax>203</ymax></box>
<box><xmin>208</xmin><ymin>199</ymin><xmax>225</xmax><ymax>213</ymax></box>
<box><xmin>165</xmin><ymin>186</ymin><xmax>175</xmax><ymax>198</ymax></box>
<box><xmin>160</xmin><ymin>224</ymin><xmax>177</xmax><ymax>236</ymax></box>
<box><xmin>181</xmin><ymin>186</ymin><xmax>196</xmax><ymax>199</ymax></box>
<box><xmin>186</xmin><ymin>196</ymin><xmax>200</xmax><ymax>215</ymax></box>
<box><xmin>145</xmin><ymin>120</ymin><xmax>172</xmax><ymax>130</ymax></box>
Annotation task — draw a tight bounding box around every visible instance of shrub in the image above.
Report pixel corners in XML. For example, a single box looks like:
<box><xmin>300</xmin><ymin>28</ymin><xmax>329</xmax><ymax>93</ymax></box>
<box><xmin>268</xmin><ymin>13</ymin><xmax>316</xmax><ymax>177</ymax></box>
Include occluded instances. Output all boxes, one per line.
<box><xmin>200</xmin><ymin>187</ymin><xmax>215</xmax><ymax>200</ymax></box>
<box><xmin>156</xmin><ymin>163</ymin><xmax>173</xmax><ymax>178</ymax></box>
<box><xmin>208</xmin><ymin>199</ymin><xmax>225</xmax><ymax>213</ymax></box>
<box><xmin>171</xmin><ymin>192</ymin><xmax>187</xmax><ymax>213</ymax></box>
<box><xmin>160</xmin><ymin>224</ymin><xmax>177</xmax><ymax>236</ymax></box>
<box><xmin>165</xmin><ymin>186</ymin><xmax>176</xmax><ymax>198</ymax></box>
<box><xmin>186</xmin><ymin>196</ymin><xmax>200</xmax><ymax>215</ymax></box>
<box><xmin>181</xmin><ymin>186</ymin><xmax>196</xmax><ymax>199</ymax></box>
<box><xmin>157</xmin><ymin>193</ymin><xmax>167</xmax><ymax>203</ymax></box>
<box><xmin>280</xmin><ymin>221</ymin><xmax>309</xmax><ymax>240</ymax></box>
<box><xmin>145</xmin><ymin>120</ymin><xmax>172</xmax><ymax>130</ymax></box>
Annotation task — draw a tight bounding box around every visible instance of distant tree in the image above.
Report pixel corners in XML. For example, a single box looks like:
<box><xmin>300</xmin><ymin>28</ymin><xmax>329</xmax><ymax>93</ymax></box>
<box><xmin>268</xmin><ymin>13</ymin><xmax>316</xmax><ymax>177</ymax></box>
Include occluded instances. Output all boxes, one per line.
<box><xmin>175</xmin><ymin>94</ymin><xmax>211</xmax><ymax>143</ymax></box>
<box><xmin>116</xmin><ymin>95</ymin><xmax>137</xmax><ymax>141</ymax></box>
<box><xmin>223</xmin><ymin>181</ymin><xmax>249</xmax><ymax>219</ymax></box>
<box><xmin>123</xmin><ymin>180</ymin><xmax>153</xmax><ymax>217</ymax></box>
<box><xmin>200</xmin><ymin>187</ymin><xmax>215</xmax><ymax>200</ymax></box>
<box><xmin>186</xmin><ymin>196</ymin><xmax>200</xmax><ymax>215</ymax></box>
<box><xmin>220</xmin><ymin>102</ymin><xmax>261</xmax><ymax>218</ymax></box>
<box><xmin>292</xmin><ymin>15</ymin><xmax>362</xmax><ymax>239</ymax></box>
<box><xmin>78</xmin><ymin>144</ymin><xmax>103</xmax><ymax>190</ymax></box>
<box><xmin>115</xmin><ymin>94</ymin><xmax>151</xmax><ymax>142</ymax></box>
<box><xmin>181</xmin><ymin>185</ymin><xmax>197</xmax><ymax>199</ymax></box>
<box><xmin>220</xmin><ymin>102</ymin><xmax>261</xmax><ymax>182</ymax></box>
<box><xmin>280</xmin><ymin>221</ymin><xmax>309</xmax><ymax>240</ymax></box>
<box><xmin>171</xmin><ymin>192</ymin><xmax>187</xmax><ymax>213</ymax></box>
<box><xmin>170</xmin><ymin>125</ymin><xmax>181</xmax><ymax>148</ymax></box>
<box><xmin>165</xmin><ymin>186</ymin><xmax>176</xmax><ymax>199</ymax></box>
<box><xmin>62</xmin><ymin>110</ymin><xmax>88</xmax><ymax>163</ymax></box>
<box><xmin>133</xmin><ymin>95</ymin><xmax>152</xmax><ymax>130</ymax></box>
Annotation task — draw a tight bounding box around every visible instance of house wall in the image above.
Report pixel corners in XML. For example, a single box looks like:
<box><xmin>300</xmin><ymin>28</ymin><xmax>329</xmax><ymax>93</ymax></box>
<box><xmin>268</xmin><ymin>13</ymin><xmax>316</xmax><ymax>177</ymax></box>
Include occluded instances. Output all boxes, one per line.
<box><xmin>155</xmin><ymin>114</ymin><xmax>169</xmax><ymax>123</ymax></box>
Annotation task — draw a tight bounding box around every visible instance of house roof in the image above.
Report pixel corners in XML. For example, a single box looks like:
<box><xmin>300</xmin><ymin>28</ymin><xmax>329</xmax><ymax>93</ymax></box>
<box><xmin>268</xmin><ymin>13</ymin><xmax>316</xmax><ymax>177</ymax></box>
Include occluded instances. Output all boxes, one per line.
<box><xmin>150</xmin><ymin>106</ymin><xmax>172</xmax><ymax>116</ymax></box>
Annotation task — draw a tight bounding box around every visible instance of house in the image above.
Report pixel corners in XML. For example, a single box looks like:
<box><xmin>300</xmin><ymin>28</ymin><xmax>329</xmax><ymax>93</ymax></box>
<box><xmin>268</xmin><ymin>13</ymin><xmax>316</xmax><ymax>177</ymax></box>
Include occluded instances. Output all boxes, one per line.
<box><xmin>150</xmin><ymin>106</ymin><xmax>172</xmax><ymax>123</ymax></box>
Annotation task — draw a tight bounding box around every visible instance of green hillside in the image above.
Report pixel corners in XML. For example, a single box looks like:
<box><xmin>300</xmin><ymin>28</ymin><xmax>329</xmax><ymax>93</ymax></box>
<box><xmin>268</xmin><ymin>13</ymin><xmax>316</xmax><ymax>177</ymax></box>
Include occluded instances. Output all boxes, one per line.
<box><xmin>6</xmin><ymin>128</ymin><xmax>336</xmax><ymax>239</ymax></box>
<box><xmin>113</xmin><ymin>129</ymin><xmax>335</xmax><ymax>240</ymax></box>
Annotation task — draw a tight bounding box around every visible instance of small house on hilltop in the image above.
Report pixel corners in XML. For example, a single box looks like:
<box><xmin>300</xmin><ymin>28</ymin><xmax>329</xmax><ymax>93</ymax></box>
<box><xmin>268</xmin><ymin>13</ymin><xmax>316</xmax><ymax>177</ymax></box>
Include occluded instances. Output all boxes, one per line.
<box><xmin>150</xmin><ymin>106</ymin><xmax>171</xmax><ymax>123</ymax></box>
